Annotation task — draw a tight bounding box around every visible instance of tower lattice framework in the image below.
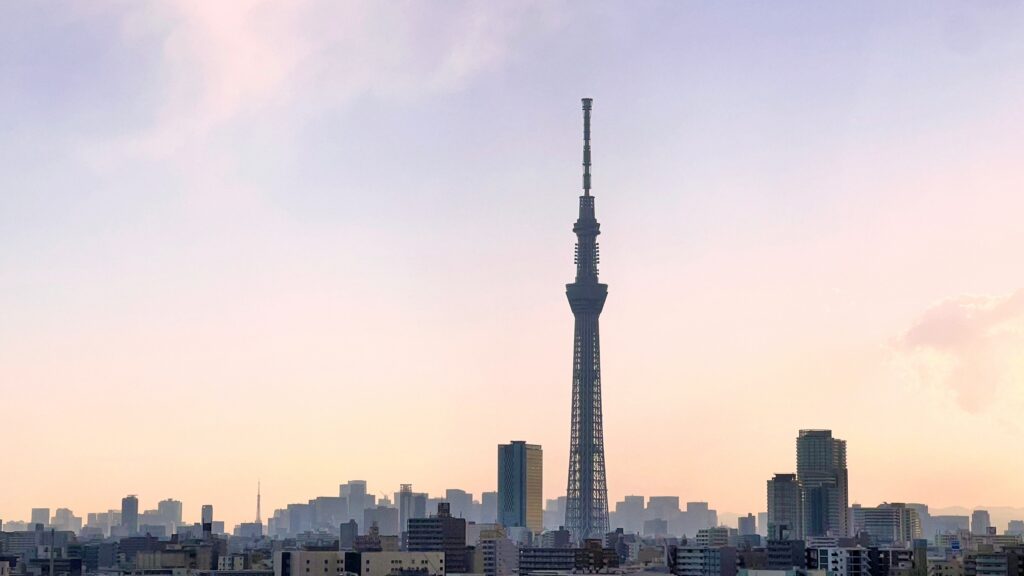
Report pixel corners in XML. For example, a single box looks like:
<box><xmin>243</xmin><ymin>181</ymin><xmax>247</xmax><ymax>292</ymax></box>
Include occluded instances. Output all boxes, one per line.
<box><xmin>564</xmin><ymin>97</ymin><xmax>610</xmax><ymax>542</ymax></box>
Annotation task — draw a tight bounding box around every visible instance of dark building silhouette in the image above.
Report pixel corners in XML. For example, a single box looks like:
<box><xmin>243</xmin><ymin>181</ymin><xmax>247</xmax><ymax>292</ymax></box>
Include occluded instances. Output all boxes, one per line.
<box><xmin>406</xmin><ymin>503</ymin><xmax>469</xmax><ymax>574</ymax></box>
<box><xmin>564</xmin><ymin>97</ymin><xmax>611</xmax><ymax>543</ymax></box>
<box><xmin>767</xmin><ymin>473</ymin><xmax>802</xmax><ymax>539</ymax></box>
<box><xmin>201</xmin><ymin>505</ymin><xmax>213</xmax><ymax>539</ymax></box>
<box><xmin>339</xmin><ymin>520</ymin><xmax>358</xmax><ymax>550</ymax></box>
<box><xmin>121</xmin><ymin>496</ymin><xmax>139</xmax><ymax>536</ymax></box>
<box><xmin>766</xmin><ymin>539</ymin><xmax>806</xmax><ymax>570</ymax></box>
<box><xmin>797</xmin><ymin>430</ymin><xmax>848</xmax><ymax>538</ymax></box>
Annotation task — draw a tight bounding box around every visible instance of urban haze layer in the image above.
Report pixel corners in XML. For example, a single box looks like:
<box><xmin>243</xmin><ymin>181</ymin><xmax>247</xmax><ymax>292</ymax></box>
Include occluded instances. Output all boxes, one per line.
<box><xmin>2</xmin><ymin>102</ymin><xmax>1019</xmax><ymax>576</ymax></box>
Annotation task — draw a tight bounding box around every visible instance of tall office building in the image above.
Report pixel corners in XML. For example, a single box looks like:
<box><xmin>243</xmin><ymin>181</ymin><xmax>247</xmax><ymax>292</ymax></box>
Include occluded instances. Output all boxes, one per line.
<box><xmin>342</xmin><ymin>480</ymin><xmax>369</xmax><ymax>522</ymax></box>
<box><xmin>738</xmin><ymin>514</ymin><xmax>757</xmax><ymax>536</ymax></box>
<box><xmin>564</xmin><ymin>97</ymin><xmax>611</xmax><ymax>543</ymax></box>
<box><xmin>52</xmin><ymin>508</ymin><xmax>82</xmax><ymax>533</ymax></box>
<box><xmin>1008</xmin><ymin>520</ymin><xmax>1024</xmax><ymax>536</ymax></box>
<box><xmin>365</xmin><ymin>505</ymin><xmax>400</xmax><ymax>537</ymax></box>
<box><xmin>31</xmin><ymin>508</ymin><xmax>50</xmax><ymax>527</ymax></box>
<box><xmin>310</xmin><ymin>496</ymin><xmax>348</xmax><ymax>531</ymax></box>
<box><xmin>202</xmin><ymin>504</ymin><xmax>214</xmax><ymax>537</ymax></box>
<box><xmin>849</xmin><ymin>503</ymin><xmax>921</xmax><ymax>546</ymax></box>
<box><xmin>122</xmin><ymin>495</ymin><xmax>139</xmax><ymax>535</ymax></box>
<box><xmin>157</xmin><ymin>499</ymin><xmax>183</xmax><ymax>528</ymax></box>
<box><xmin>498</xmin><ymin>441</ymin><xmax>543</xmax><ymax>534</ymax></box>
<box><xmin>445</xmin><ymin>489</ymin><xmax>474</xmax><ymax>521</ymax></box>
<box><xmin>397</xmin><ymin>485</ymin><xmax>430</xmax><ymax>534</ymax></box>
<box><xmin>796</xmin><ymin>430</ymin><xmax>848</xmax><ymax>538</ymax></box>
<box><xmin>767</xmin><ymin>473</ymin><xmax>802</xmax><ymax>539</ymax></box>
<box><xmin>612</xmin><ymin>496</ymin><xmax>645</xmax><ymax>534</ymax></box>
<box><xmin>972</xmin><ymin>510</ymin><xmax>992</xmax><ymax>535</ymax></box>
<box><xmin>480</xmin><ymin>492</ymin><xmax>498</xmax><ymax>524</ymax></box>
<box><xmin>414</xmin><ymin>494</ymin><xmax>428</xmax><ymax>523</ymax></box>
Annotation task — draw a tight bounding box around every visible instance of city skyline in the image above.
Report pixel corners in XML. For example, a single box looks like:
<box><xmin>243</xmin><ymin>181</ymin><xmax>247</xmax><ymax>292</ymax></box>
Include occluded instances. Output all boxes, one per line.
<box><xmin>8</xmin><ymin>442</ymin><xmax>1024</xmax><ymax>532</ymax></box>
<box><xmin>6</xmin><ymin>2</ymin><xmax>1024</xmax><ymax>529</ymax></box>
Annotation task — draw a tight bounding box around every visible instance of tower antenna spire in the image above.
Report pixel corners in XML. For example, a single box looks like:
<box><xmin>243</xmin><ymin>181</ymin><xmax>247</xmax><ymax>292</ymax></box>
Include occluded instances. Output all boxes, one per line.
<box><xmin>256</xmin><ymin>480</ymin><xmax>262</xmax><ymax>524</ymax></box>
<box><xmin>582</xmin><ymin>98</ymin><xmax>593</xmax><ymax>196</ymax></box>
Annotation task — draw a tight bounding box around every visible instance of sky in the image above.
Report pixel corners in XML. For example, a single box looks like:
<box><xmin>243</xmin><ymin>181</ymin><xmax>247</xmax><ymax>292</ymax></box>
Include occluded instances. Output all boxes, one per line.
<box><xmin>3</xmin><ymin>1</ymin><xmax>1024</xmax><ymax>528</ymax></box>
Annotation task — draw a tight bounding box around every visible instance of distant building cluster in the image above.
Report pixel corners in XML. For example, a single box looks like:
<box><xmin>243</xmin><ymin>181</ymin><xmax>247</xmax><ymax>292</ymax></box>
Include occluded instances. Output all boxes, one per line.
<box><xmin>2</xmin><ymin>429</ymin><xmax>1021</xmax><ymax>576</ymax></box>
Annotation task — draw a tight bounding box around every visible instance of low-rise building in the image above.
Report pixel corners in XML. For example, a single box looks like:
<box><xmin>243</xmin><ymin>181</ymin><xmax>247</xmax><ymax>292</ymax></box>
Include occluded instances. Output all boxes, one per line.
<box><xmin>697</xmin><ymin>528</ymin><xmax>732</xmax><ymax>548</ymax></box>
<box><xmin>929</xmin><ymin>558</ymin><xmax>965</xmax><ymax>576</ymax></box>
<box><xmin>766</xmin><ymin>540</ymin><xmax>806</xmax><ymax>570</ymax></box>
<box><xmin>668</xmin><ymin>546</ymin><xmax>737</xmax><ymax>576</ymax></box>
<box><xmin>352</xmin><ymin>551</ymin><xmax>445</xmax><ymax>576</ymax></box>
<box><xmin>274</xmin><ymin>550</ymin><xmax>344</xmax><ymax>576</ymax></box>
<box><xmin>518</xmin><ymin>548</ymin><xmax>574</xmax><ymax>575</ymax></box>
<box><xmin>806</xmin><ymin>547</ymin><xmax>871</xmax><ymax>576</ymax></box>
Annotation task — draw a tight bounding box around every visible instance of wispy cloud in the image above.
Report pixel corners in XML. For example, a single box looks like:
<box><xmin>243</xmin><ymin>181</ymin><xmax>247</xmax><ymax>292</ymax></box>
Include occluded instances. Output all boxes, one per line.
<box><xmin>897</xmin><ymin>291</ymin><xmax>1024</xmax><ymax>413</ymax></box>
<box><xmin>78</xmin><ymin>1</ymin><xmax>558</xmax><ymax>170</ymax></box>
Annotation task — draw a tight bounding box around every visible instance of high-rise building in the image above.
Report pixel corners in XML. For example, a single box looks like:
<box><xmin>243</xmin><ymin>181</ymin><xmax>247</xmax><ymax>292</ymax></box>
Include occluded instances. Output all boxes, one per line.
<box><xmin>445</xmin><ymin>489</ymin><xmax>474</xmax><ymax>521</ymax></box>
<box><xmin>286</xmin><ymin>502</ymin><xmax>309</xmax><ymax>532</ymax></box>
<box><xmin>544</xmin><ymin>497</ymin><xmax>567</xmax><ymax>532</ymax></box>
<box><xmin>52</xmin><ymin>508</ymin><xmax>82</xmax><ymax>533</ymax></box>
<box><xmin>767</xmin><ymin>473</ymin><xmax>801</xmax><ymax>539</ymax></box>
<box><xmin>339</xmin><ymin>520</ymin><xmax>358</xmax><ymax>549</ymax></box>
<box><xmin>498</xmin><ymin>441</ymin><xmax>543</xmax><ymax>533</ymax></box>
<box><xmin>738</xmin><ymin>514</ymin><xmax>756</xmax><ymax>536</ymax></box>
<box><xmin>31</xmin><ymin>508</ymin><xmax>50</xmax><ymax>527</ymax></box>
<box><xmin>612</xmin><ymin>496</ymin><xmax>645</xmax><ymax>534</ymax></box>
<box><xmin>311</xmin><ymin>496</ymin><xmax>348</xmax><ymax>532</ymax></box>
<box><xmin>342</xmin><ymin>481</ymin><xmax>369</xmax><ymax>522</ymax></box>
<box><xmin>849</xmin><ymin>503</ymin><xmax>921</xmax><ymax>546</ymax></box>
<box><xmin>414</xmin><ymin>493</ymin><xmax>428</xmax><ymax>523</ymax></box>
<box><xmin>480</xmin><ymin>492</ymin><xmax>498</xmax><ymax>525</ymax></box>
<box><xmin>202</xmin><ymin>504</ymin><xmax>214</xmax><ymax>537</ymax></box>
<box><xmin>122</xmin><ymin>496</ymin><xmax>139</xmax><ymax>535</ymax></box>
<box><xmin>157</xmin><ymin>499</ymin><xmax>183</xmax><ymax>528</ymax></box>
<box><xmin>364</xmin><ymin>506</ymin><xmax>400</xmax><ymax>537</ymax></box>
<box><xmin>796</xmin><ymin>430</ymin><xmax>848</xmax><ymax>538</ymax></box>
<box><xmin>680</xmin><ymin>502</ymin><xmax>717</xmax><ymax>537</ymax></box>
<box><xmin>397</xmin><ymin>485</ymin><xmax>428</xmax><ymax>534</ymax></box>
<box><xmin>648</xmin><ymin>497</ymin><xmax>681</xmax><ymax>522</ymax></box>
<box><xmin>972</xmin><ymin>510</ymin><xmax>992</xmax><ymax>535</ymax></box>
<box><xmin>906</xmin><ymin>504</ymin><xmax>931</xmax><ymax>537</ymax></box>
<box><xmin>930</xmin><ymin>515</ymin><xmax>968</xmax><ymax>536</ymax></box>
<box><xmin>564</xmin><ymin>97</ymin><xmax>611</xmax><ymax>543</ymax></box>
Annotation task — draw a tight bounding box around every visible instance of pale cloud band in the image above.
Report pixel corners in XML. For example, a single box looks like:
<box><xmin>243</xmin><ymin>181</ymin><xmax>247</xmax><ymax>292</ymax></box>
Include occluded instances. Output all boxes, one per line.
<box><xmin>898</xmin><ymin>291</ymin><xmax>1024</xmax><ymax>415</ymax></box>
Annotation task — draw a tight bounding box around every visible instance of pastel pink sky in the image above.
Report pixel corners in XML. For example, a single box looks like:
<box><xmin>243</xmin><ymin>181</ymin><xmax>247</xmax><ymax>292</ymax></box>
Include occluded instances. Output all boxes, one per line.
<box><xmin>3</xmin><ymin>2</ymin><xmax>1024</xmax><ymax>527</ymax></box>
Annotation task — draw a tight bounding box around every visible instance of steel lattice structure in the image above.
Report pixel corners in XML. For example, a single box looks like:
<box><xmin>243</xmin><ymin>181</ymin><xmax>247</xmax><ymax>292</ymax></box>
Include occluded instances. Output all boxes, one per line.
<box><xmin>564</xmin><ymin>98</ymin><xmax>610</xmax><ymax>543</ymax></box>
